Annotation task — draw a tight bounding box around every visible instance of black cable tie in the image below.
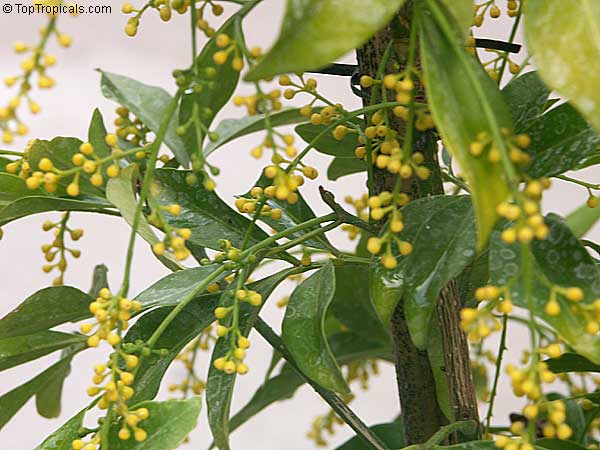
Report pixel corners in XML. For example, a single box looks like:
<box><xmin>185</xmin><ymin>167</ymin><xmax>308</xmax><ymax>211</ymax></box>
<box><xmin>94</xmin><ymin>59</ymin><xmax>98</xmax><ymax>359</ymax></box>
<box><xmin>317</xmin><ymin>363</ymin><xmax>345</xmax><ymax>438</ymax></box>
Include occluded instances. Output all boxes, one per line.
<box><xmin>307</xmin><ymin>38</ymin><xmax>521</xmax><ymax>99</ymax></box>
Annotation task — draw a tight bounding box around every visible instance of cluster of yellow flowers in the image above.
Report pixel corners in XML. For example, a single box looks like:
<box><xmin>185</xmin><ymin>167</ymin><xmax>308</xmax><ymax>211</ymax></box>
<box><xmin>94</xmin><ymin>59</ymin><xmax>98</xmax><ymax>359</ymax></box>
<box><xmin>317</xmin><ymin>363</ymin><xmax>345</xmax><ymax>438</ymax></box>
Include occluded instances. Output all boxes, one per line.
<box><xmin>469</xmin><ymin>131</ymin><xmax>531</xmax><ymax>165</ymax></box>
<box><xmin>79</xmin><ymin>288</ymin><xmax>142</xmax><ymax>347</ymax></box>
<box><xmin>148</xmin><ymin>204</ymin><xmax>193</xmax><ymax>262</ymax></box>
<box><xmin>213</xmin><ymin>33</ymin><xmax>244</xmax><ymax>72</ymax></box>
<box><xmin>122</xmin><ymin>0</ymin><xmax>225</xmax><ymax>37</ymax></box>
<box><xmin>15</xmin><ymin>134</ymin><xmax>138</xmax><ymax>197</ymax></box>
<box><xmin>114</xmin><ymin>106</ymin><xmax>151</xmax><ymax>147</ymax></box>
<box><xmin>235</xmin><ymin>186</ymin><xmax>283</xmax><ymax>220</ymax></box>
<box><xmin>1</xmin><ymin>19</ymin><xmax>71</xmax><ymax>144</ymax></box>
<box><xmin>233</xmin><ymin>86</ymin><xmax>283</xmax><ymax>117</ymax></box>
<box><xmin>260</xmin><ymin>163</ymin><xmax>318</xmax><ymax>204</ymax></box>
<box><xmin>73</xmin><ymin>288</ymin><xmax>147</xmax><ymax>448</ymax></box>
<box><xmin>544</xmin><ymin>286</ymin><xmax>600</xmax><ymax>335</ymax></box>
<box><xmin>497</xmin><ymin>180</ymin><xmax>551</xmax><ymax>245</ymax></box>
<box><xmin>461</xmin><ymin>285</ymin><xmax>508</xmax><ymax>343</ymax></box>
<box><xmin>40</xmin><ymin>212</ymin><xmax>83</xmax><ymax>285</ymax></box>
<box><xmin>212</xmin><ymin>320</ymin><xmax>251</xmax><ymax>375</ymax></box>
<box><xmin>341</xmin><ymin>194</ymin><xmax>369</xmax><ymax>241</ymax></box>
<box><xmin>365</xmin><ymin>191</ymin><xmax>412</xmax><ymax>269</ymax></box>
<box><xmin>474</xmin><ymin>0</ymin><xmax>520</xmax><ymax>28</ymax></box>
<box><xmin>477</xmin><ymin>45</ymin><xmax>522</xmax><ymax>80</ymax></box>
<box><xmin>278</xmin><ymin>74</ymin><xmax>325</xmax><ymax>119</ymax></box>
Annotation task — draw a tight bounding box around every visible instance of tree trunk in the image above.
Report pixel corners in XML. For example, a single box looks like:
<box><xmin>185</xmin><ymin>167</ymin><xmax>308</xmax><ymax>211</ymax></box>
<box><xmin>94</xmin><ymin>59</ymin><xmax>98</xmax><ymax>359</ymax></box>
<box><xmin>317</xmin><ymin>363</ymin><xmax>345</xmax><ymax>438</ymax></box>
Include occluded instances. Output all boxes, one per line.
<box><xmin>356</xmin><ymin>3</ymin><xmax>480</xmax><ymax>444</ymax></box>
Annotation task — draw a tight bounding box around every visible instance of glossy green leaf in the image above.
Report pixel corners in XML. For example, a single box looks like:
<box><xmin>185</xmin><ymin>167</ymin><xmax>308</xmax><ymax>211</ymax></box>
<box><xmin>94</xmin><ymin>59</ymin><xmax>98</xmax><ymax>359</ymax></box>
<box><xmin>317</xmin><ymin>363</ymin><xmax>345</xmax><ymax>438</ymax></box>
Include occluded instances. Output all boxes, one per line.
<box><xmin>0</xmin><ymin>286</ymin><xmax>94</xmax><ymax>339</ymax></box>
<box><xmin>100</xmin><ymin>70</ymin><xmax>190</xmax><ymax>166</ymax></box>
<box><xmin>0</xmin><ymin>194</ymin><xmax>112</xmax><ymax>227</ymax></box>
<box><xmin>206</xmin><ymin>268</ymin><xmax>298</xmax><ymax>450</ymax></box>
<box><xmin>226</xmin><ymin>332</ymin><xmax>392</xmax><ymax>438</ymax></box>
<box><xmin>108</xmin><ymin>397</ymin><xmax>202</xmax><ymax>449</ymax></box>
<box><xmin>372</xmin><ymin>196</ymin><xmax>477</xmax><ymax>349</ymax></box>
<box><xmin>330</xmin><ymin>264</ymin><xmax>388</xmax><ymax>343</ymax></box>
<box><xmin>567</xmin><ymin>201</ymin><xmax>600</xmax><ymax>238</ymax></box>
<box><xmin>134</xmin><ymin>264</ymin><xmax>225</xmax><ymax>310</ymax></box>
<box><xmin>0</xmin><ymin>331</ymin><xmax>84</xmax><ymax>371</ymax></box>
<box><xmin>106</xmin><ymin>164</ymin><xmax>183</xmax><ymax>271</ymax></box>
<box><xmin>204</xmin><ymin>109</ymin><xmax>312</xmax><ymax>157</ymax></box>
<box><xmin>327</xmin><ymin>157</ymin><xmax>367</xmax><ymax>181</ymax></box>
<box><xmin>295</xmin><ymin>120</ymin><xmax>360</xmax><ymax>157</ymax></box>
<box><xmin>0</xmin><ymin>351</ymin><xmax>77</xmax><ymax>429</ymax></box>
<box><xmin>545</xmin><ymin>353</ymin><xmax>600</xmax><ymax>373</ymax></box>
<box><xmin>440</xmin><ymin>0</ymin><xmax>474</xmax><ymax>39</ymax></box>
<box><xmin>33</xmin><ymin>406</ymin><xmax>89</xmax><ymax>450</ymax></box>
<box><xmin>242</xmin><ymin>174</ymin><xmax>332</xmax><ymax>251</ymax></box>
<box><xmin>246</xmin><ymin>0</ymin><xmax>407</xmax><ymax>81</ymax></box>
<box><xmin>525</xmin><ymin>0</ymin><xmax>600</xmax><ymax>133</ymax></box>
<box><xmin>28</xmin><ymin>138</ymin><xmax>105</xmax><ymax>197</ymax></box>
<box><xmin>524</xmin><ymin>103</ymin><xmax>600</xmax><ymax>178</ymax></box>
<box><xmin>419</xmin><ymin>2</ymin><xmax>511</xmax><ymax>247</ymax></box>
<box><xmin>151</xmin><ymin>168</ymin><xmax>269</xmax><ymax>250</ymax></box>
<box><xmin>502</xmin><ymin>71</ymin><xmax>552</xmax><ymax>134</ymax></box>
<box><xmin>335</xmin><ymin>419</ymin><xmax>404</xmax><ymax>450</ymax></box>
<box><xmin>282</xmin><ymin>262</ymin><xmax>349</xmax><ymax>394</ymax></box>
<box><xmin>490</xmin><ymin>214</ymin><xmax>600</xmax><ymax>363</ymax></box>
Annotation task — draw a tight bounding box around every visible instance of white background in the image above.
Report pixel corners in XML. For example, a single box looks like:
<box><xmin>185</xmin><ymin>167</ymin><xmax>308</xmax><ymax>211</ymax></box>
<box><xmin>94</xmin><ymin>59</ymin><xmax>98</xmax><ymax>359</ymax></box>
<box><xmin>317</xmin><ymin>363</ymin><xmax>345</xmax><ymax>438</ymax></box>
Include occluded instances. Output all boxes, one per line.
<box><xmin>0</xmin><ymin>1</ymin><xmax>598</xmax><ymax>449</ymax></box>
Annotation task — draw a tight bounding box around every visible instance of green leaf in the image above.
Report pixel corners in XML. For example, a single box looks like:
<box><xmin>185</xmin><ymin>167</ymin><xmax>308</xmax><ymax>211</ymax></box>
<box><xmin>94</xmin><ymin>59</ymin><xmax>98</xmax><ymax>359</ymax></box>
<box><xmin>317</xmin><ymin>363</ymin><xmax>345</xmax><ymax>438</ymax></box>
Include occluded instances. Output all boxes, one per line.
<box><xmin>567</xmin><ymin>201</ymin><xmax>600</xmax><ymax>238</ymax></box>
<box><xmin>108</xmin><ymin>397</ymin><xmax>202</xmax><ymax>449</ymax></box>
<box><xmin>295</xmin><ymin>120</ymin><xmax>360</xmax><ymax>157</ymax></box>
<box><xmin>545</xmin><ymin>353</ymin><xmax>600</xmax><ymax>373</ymax></box>
<box><xmin>206</xmin><ymin>268</ymin><xmax>298</xmax><ymax>450</ymax></box>
<box><xmin>242</xmin><ymin>174</ymin><xmax>332</xmax><ymax>251</ymax></box>
<box><xmin>525</xmin><ymin>0</ymin><xmax>600</xmax><ymax>133</ymax></box>
<box><xmin>204</xmin><ymin>109</ymin><xmax>312</xmax><ymax>157</ymax></box>
<box><xmin>282</xmin><ymin>261</ymin><xmax>349</xmax><ymax>394</ymax></box>
<box><xmin>106</xmin><ymin>164</ymin><xmax>183</xmax><ymax>271</ymax></box>
<box><xmin>0</xmin><ymin>286</ymin><xmax>94</xmax><ymax>339</ymax></box>
<box><xmin>524</xmin><ymin>103</ymin><xmax>600</xmax><ymax>178</ymax></box>
<box><xmin>440</xmin><ymin>0</ymin><xmax>474</xmax><ymax>39</ymax></box>
<box><xmin>134</xmin><ymin>264</ymin><xmax>225</xmax><ymax>310</ymax></box>
<box><xmin>537</xmin><ymin>439</ymin><xmax>588</xmax><ymax>450</ymax></box>
<box><xmin>28</xmin><ymin>137</ymin><xmax>106</xmax><ymax>197</ymax></box>
<box><xmin>0</xmin><ymin>351</ymin><xmax>77</xmax><ymax>429</ymax></box>
<box><xmin>36</xmin><ymin>346</ymin><xmax>73</xmax><ymax>418</ymax></box>
<box><xmin>151</xmin><ymin>168</ymin><xmax>270</xmax><ymax>250</ymax></box>
<box><xmin>327</xmin><ymin>157</ymin><xmax>367</xmax><ymax>181</ymax></box>
<box><xmin>419</xmin><ymin>2</ymin><xmax>511</xmax><ymax>247</ymax></box>
<box><xmin>33</xmin><ymin>406</ymin><xmax>89</xmax><ymax>450</ymax></box>
<box><xmin>0</xmin><ymin>331</ymin><xmax>84</xmax><ymax>371</ymax></box>
<box><xmin>372</xmin><ymin>196</ymin><xmax>477</xmax><ymax>348</ymax></box>
<box><xmin>0</xmin><ymin>195</ymin><xmax>113</xmax><ymax>227</ymax></box>
<box><xmin>335</xmin><ymin>419</ymin><xmax>404</xmax><ymax>450</ymax></box>
<box><xmin>226</xmin><ymin>331</ymin><xmax>392</xmax><ymax>438</ymax></box>
<box><xmin>87</xmin><ymin>108</ymin><xmax>112</xmax><ymax>159</ymax></box>
<box><xmin>329</xmin><ymin>264</ymin><xmax>388</xmax><ymax>343</ymax></box>
<box><xmin>490</xmin><ymin>214</ymin><xmax>600</xmax><ymax>363</ymax></box>
<box><xmin>502</xmin><ymin>71</ymin><xmax>551</xmax><ymax>134</ymax></box>
<box><xmin>100</xmin><ymin>70</ymin><xmax>190</xmax><ymax>166</ymax></box>
<box><xmin>246</xmin><ymin>0</ymin><xmax>407</xmax><ymax>81</ymax></box>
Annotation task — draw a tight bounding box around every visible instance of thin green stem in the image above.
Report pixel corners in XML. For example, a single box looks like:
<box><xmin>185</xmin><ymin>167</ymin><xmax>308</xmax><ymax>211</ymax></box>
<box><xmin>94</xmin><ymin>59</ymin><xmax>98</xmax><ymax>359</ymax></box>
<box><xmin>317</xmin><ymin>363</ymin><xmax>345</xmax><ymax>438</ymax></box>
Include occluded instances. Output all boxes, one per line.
<box><xmin>119</xmin><ymin>91</ymin><xmax>183</xmax><ymax>297</ymax></box>
<box><xmin>0</xmin><ymin>149</ymin><xmax>24</xmax><ymax>156</ymax></box>
<box><xmin>484</xmin><ymin>314</ymin><xmax>508</xmax><ymax>436</ymax></box>
<box><xmin>556</xmin><ymin>174</ymin><xmax>599</xmax><ymax>190</ymax></box>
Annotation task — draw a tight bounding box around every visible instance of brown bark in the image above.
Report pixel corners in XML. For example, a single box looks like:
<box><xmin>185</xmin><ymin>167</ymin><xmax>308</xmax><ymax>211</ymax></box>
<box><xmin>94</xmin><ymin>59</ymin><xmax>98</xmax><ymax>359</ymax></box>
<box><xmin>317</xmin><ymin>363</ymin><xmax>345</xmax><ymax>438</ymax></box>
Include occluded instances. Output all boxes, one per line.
<box><xmin>356</xmin><ymin>3</ymin><xmax>479</xmax><ymax>444</ymax></box>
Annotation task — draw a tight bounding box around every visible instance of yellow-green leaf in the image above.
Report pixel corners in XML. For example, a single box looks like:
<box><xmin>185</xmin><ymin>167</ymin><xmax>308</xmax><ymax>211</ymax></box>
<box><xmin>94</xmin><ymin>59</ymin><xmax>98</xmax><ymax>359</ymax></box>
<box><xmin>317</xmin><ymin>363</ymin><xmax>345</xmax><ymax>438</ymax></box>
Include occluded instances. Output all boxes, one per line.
<box><xmin>246</xmin><ymin>0</ymin><xmax>406</xmax><ymax>81</ymax></box>
<box><xmin>419</xmin><ymin>0</ymin><xmax>511</xmax><ymax>247</ymax></box>
<box><xmin>525</xmin><ymin>0</ymin><xmax>600</xmax><ymax>133</ymax></box>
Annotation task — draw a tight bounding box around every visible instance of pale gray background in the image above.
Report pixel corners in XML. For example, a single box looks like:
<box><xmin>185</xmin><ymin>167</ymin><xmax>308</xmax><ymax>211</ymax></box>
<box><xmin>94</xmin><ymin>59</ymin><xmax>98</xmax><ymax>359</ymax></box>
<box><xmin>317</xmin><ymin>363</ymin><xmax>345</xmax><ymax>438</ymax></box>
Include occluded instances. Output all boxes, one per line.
<box><xmin>0</xmin><ymin>2</ymin><xmax>598</xmax><ymax>449</ymax></box>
